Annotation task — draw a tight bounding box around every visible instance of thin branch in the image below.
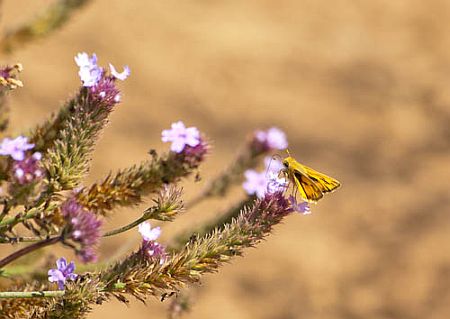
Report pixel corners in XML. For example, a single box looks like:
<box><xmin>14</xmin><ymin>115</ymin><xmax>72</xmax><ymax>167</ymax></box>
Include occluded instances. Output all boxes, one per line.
<box><xmin>0</xmin><ymin>236</ymin><xmax>47</xmax><ymax>244</ymax></box>
<box><xmin>0</xmin><ymin>235</ymin><xmax>61</xmax><ymax>269</ymax></box>
<box><xmin>103</xmin><ymin>216</ymin><xmax>147</xmax><ymax>238</ymax></box>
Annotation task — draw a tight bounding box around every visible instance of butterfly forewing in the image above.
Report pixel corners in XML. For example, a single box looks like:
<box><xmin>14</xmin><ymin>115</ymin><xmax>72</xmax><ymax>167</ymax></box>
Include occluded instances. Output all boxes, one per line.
<box><xmin>293</xmin><ymin>171</ymin><xmax>323</xmax><ymax>202</ymax></box>
<box><xmin>301</xmin><ymin>164</ymin><xmax>341</xmax><ymax>193</ymax></box>
<box><xmin>283</xmin><ymin>154</ymin><xmax>341</xmax><ymax>203</ymax></box>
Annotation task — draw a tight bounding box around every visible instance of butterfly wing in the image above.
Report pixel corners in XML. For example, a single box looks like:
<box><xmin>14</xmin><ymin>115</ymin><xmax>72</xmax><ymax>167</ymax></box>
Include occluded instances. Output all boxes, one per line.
<box><xmin>293</xmin><ymin>171</ymin><xmax>324</xmax><ymax>203</ymax></box>
<box><xmin>301</xmin><ymin>164</ymin><xmax>341</xmax><ymax>193</ymax></box>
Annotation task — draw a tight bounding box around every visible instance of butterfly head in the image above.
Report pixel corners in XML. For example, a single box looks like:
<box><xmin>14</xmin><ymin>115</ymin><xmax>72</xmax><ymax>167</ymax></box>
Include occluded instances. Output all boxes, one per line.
<box><xmin>282</xmin><ymin>149</ymin><xmax>294</xmax><ymax>168</ymax></box>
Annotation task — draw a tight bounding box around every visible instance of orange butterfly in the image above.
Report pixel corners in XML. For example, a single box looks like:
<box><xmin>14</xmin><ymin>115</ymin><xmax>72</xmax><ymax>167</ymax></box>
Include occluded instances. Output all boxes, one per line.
<box><xmin>281</xmin><ymin>151</ymin><xmax>341</xmax><ymax>203</ymax></box>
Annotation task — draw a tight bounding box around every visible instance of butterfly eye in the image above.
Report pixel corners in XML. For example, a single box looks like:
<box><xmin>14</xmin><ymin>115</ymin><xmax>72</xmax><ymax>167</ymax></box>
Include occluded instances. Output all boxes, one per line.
<box><xmin>283</xmin><ymin>162</ymin><xmax>289</xmax><ymax>168</ymax></box>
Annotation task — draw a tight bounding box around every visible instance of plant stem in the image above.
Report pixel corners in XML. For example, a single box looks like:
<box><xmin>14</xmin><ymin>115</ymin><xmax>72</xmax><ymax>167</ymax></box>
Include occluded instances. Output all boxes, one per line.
<box><xmin>0</xmin><ymin>210</ymin><xmax>38</xmax><ymax>228</ymax></box>
<box><xmin>0</xmin><ymin>212</ymin><xmax>151</xmax><ymax>244</ymax></box>
<box><xmin>0</xmin><ymin>236</ymin><xmax>61</xmax><ymax>269</ymax></box>
<box><xmin>0</xmin><ymin>236</ymin><xmax>47</xmax><ymax>244</ymax></box>
<box><xmin>0</xmin><ymin>290</ymin><xmax>65</xmax><ymax>298</ymax></box>
<box><xmin>103</xmin><ymin>216</ymin><xmax>147</xmax><ymax>237</ymax></box>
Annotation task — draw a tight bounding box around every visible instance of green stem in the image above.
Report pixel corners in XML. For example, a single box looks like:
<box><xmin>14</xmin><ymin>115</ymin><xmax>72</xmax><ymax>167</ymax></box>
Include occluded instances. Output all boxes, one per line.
<box><xmin>103</xmin><ymin>216</ymin><xmax>147</xmax><ymax>238</ymax></box>
<box><xmin>0</xmin><ymin>210</ymin><xmax>38</xmax><ymax>228</ymax></box>
<box><xmin>0</xmin><ymin>290</ymin><xmax>65</xmax><ymax>298</ymax></box>
<box><xmin>0</xmin><ymin>201</ymin><xmax>58</xmax><ymax>233</ymax></box>
<box><xmin>0</xmin><ymin>211</ymin><xmax>150</xmax><ymax>244</ymax></box>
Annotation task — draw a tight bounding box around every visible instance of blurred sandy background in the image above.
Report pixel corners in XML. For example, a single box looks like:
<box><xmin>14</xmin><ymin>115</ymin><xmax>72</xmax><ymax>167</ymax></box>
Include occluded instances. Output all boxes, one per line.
<box><xmin>2</xmin><ymin>1</ymin><xmax>450</xmax><ymax>318</ymax></box>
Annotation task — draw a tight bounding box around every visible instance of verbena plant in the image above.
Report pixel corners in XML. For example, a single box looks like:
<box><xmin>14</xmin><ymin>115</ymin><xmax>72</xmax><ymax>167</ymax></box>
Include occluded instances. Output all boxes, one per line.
<box><xmin>0</xmin><ymin>3</ymin><xmax>316</xmax><ymax>318</ymax></box>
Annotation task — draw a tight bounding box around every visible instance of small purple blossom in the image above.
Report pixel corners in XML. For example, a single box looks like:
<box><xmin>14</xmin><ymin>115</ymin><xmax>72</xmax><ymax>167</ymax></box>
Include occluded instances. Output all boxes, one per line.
<box><xmin>254</xmin><ymin>127</ymin><xmax>288</xmax><ymax>151</ymax></box>
<box><xmin>266</xmin><ymin>172</ymin><xmax>288</xmax><ymax>194</ymax></box>
<box><xmin>0</xmin><ymin>136</ymin><xmax>34</xmax><ymax>161</ymax></box>
<box><xmin>139</xmin><ymin>222</ymin><xmax>166</xmax><ymax>264</ymax></box>
<box><xmin>12</xmin><ymin>152</ymin><xmax>44</xmax><ymax>184</ymax></box>
<box><xmin>61</xmin><ymin>198</ymin><xmax>102</xmax><ymax>263</ymax></box>
<box><xmin>288</xmin><ymin>196</ymin><xmax>311</xmax><ymax>215</ymax></box>
<box><xmin>243</xmin><ymin>169</ymin><xmax>288</xmax><ymax>198</ymax></box>
<box><xmin>74</xmin><ymin>52</ymin><xmax>97</xmax><ymax>68</ymax></box>
<box><xmin>75</xmin><ymin>52</ymin><xmax>103</xmax><ymax>87</ymax></box>
<box><xmin>48</xmin><ymin>257</ymin><xmax>78</xmax><ymax>290</ymax></box>
<box><xmin>162</xmin><ymin>121</ymin><xmax>200</xmax><ymax>153</ymax></box>
<box><xmin>243</xmin><ymin>170</ymin><xmax>268</xmax><ymax>198</ymax></box>
<box><xmin>109</xmin><ymin>64</ymin><xmax>130</xmax><ymax>81</ymax></box>
<box><xmin>138</xmin><ymin>222</ymin><xmax>161</xmax><ymax>241</ymax></box>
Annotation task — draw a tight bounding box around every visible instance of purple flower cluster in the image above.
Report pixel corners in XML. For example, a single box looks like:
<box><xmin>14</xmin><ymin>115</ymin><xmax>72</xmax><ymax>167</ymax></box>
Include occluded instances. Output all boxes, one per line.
<box><xmin>243</xmin><ymin>157</ymin><xmax>287</xmax><ymax>198</ymax></box>
<box><xmin>162</xmin><ymin>121</ymin><xmax>208</xmax><ymax>168</ymax></box>
<box><xmin>178</xmin><ymin>137</ymin><xmax>209</xmax><ymax>168</ymax></box>
<box><xmin>48</xmin><ymin>257</ymin><xmax>78</xmax><ymax>290</ymax></box>
<box><xmin>74</xmin><ymin>53</ymin><xmax>103</xmax><ymax>87</ymax></box>
<box><xmin>0</xmin><ymin>136</ymin><xmax>45</xmax><ymax>185</ymax></box>
<box><xmin>74</xmin><ymin>52</ymin><xmax>130</xmax><ymax>109</ymax></box>
<box><xmin>162</xmin><ymin>121</ymin><xmax>200</xmax><ymax>153</ymax></box>
<box><xmin>252</xmin><ymin>127</ymin><xmax>288</xmax><ymax>152</ymax></box>
<box><xmin>12</xmin><ymin>152</ymin><xmax>44</xmax><ymax>184</ymax></box>
<box><xmin>88</xmin><ymin>76</ymin><xmax>121</xmax><ymax>109</ymax></box>
<box><xmin>138</xmin><ymin>222</ymin><xmax>167</xmax><ymax>264</ymax></box>
<box><xmin>61</xmin><ymin>198</ymin><xmax>102</xmax><ymax>263</ymax></box>
<box><xmin>0</xmin><ymin>136</ymin><xmax>34</xmax><ymax>161</ymax></box>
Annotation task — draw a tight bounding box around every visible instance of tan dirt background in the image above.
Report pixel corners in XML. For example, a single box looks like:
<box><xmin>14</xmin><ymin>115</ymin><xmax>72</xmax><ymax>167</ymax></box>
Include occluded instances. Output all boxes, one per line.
<box><xmin>2</xmin><ymin>1</ymin><xmax>450</xmax><ymax>318</ymax></box>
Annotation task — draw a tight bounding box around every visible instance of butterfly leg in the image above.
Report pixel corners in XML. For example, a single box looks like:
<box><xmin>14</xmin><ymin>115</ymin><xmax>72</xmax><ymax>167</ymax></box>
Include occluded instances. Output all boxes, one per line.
<box><xmin>293</xmin><ymin>187</ymin><xmax>298</xmax><ymax>199</ymax></box>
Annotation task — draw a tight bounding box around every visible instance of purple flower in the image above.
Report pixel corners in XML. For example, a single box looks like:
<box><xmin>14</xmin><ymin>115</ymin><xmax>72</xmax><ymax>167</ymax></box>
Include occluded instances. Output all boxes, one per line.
<box><xmin>138</xmin><ymin>222</ymin><xmax>166</xmax><ymax>264</ymax></box>
<box><xmin>254</xmin><ymin>127</ymin><xmax>288</xmax><ymax>151</ymax></box>
<box><xmin>266</xmin><ymin>172</ymin><xmax>288</xmax><ymax>194</ymax></box>
<box><xmin>74</xmin><ymin>52</ymin><xmax>97</xmax><ymax>68</ymax></box>
<box><xmin>61</xmin><ymin>198</ymin><xmax>102</xmax><ymax>263</ymax></box>
<box><xmin>177</xmin><ymin>137</ymin><xmax>209</xmax><ymax>169</ymax></box>
<box><xmin>258</xmin><ymin>191</ymin><xmax>293</xmax><ymax>220</ymax></box>
<box><xmin>75</xmin><ymin>52</ymin><xmax>103</xmax><ymax>87</ymax></box>
<box><xmin>109</xmin><ymin>64</ymin><xmax>130</xmax><ymax>81</ymax></box>
<box><xmin>142</xmin><ymin>240</ymin><xmax>167</xmax><ymax>264</ymax></box>
<box><xmin>162</xmin><ymin>121</ymin><xmax>200</xmax><ymax>153</ymax></box>
<box><xmin>243</xmin><ymin>170</ymin><xmax>268</xmax><ymax>198</ymax></box>
<box><xmin>48</xmin><ymin>257</ymin><xmax>78</xmax><ymax>290</ymax></box>
<box><xmin>12</xmin><ymin>152</ymin><xmax>44</xmax><ymax>184</ymax></box>
<box><xmin>88</xmin><ymin>76</ymin><xmax>121</xmax><ymax>109</ymax></box>
<box><xmin>288</xmin><ymin>196</ymin><xmax>311</xmax><ymax>215</ymax></box>
<box><xmin>243</xmin><ymin>169</ymin><xmax>287</xmax><ymax>199</ymax></box>
<box><xmin>138</xmin><ymin>222</ymin><xmax>161</xmax><ymax>241</ymax></box>
<box><xmin>0</xmin><ymin>136</ymin><xmax>34</xmax><ymax>161</ymax></box>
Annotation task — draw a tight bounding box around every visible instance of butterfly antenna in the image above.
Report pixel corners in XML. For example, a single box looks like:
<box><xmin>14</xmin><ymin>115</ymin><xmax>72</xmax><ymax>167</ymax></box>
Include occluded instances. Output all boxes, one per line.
<box><xmin>265</xmin><ymin>154</ymin><xmax>283</xmax><ymax>176</ymax></box>
<box><xmin>265</xmin><ymin>157</ymin><xmax>275</xmax><ymax>176</ymax></box>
